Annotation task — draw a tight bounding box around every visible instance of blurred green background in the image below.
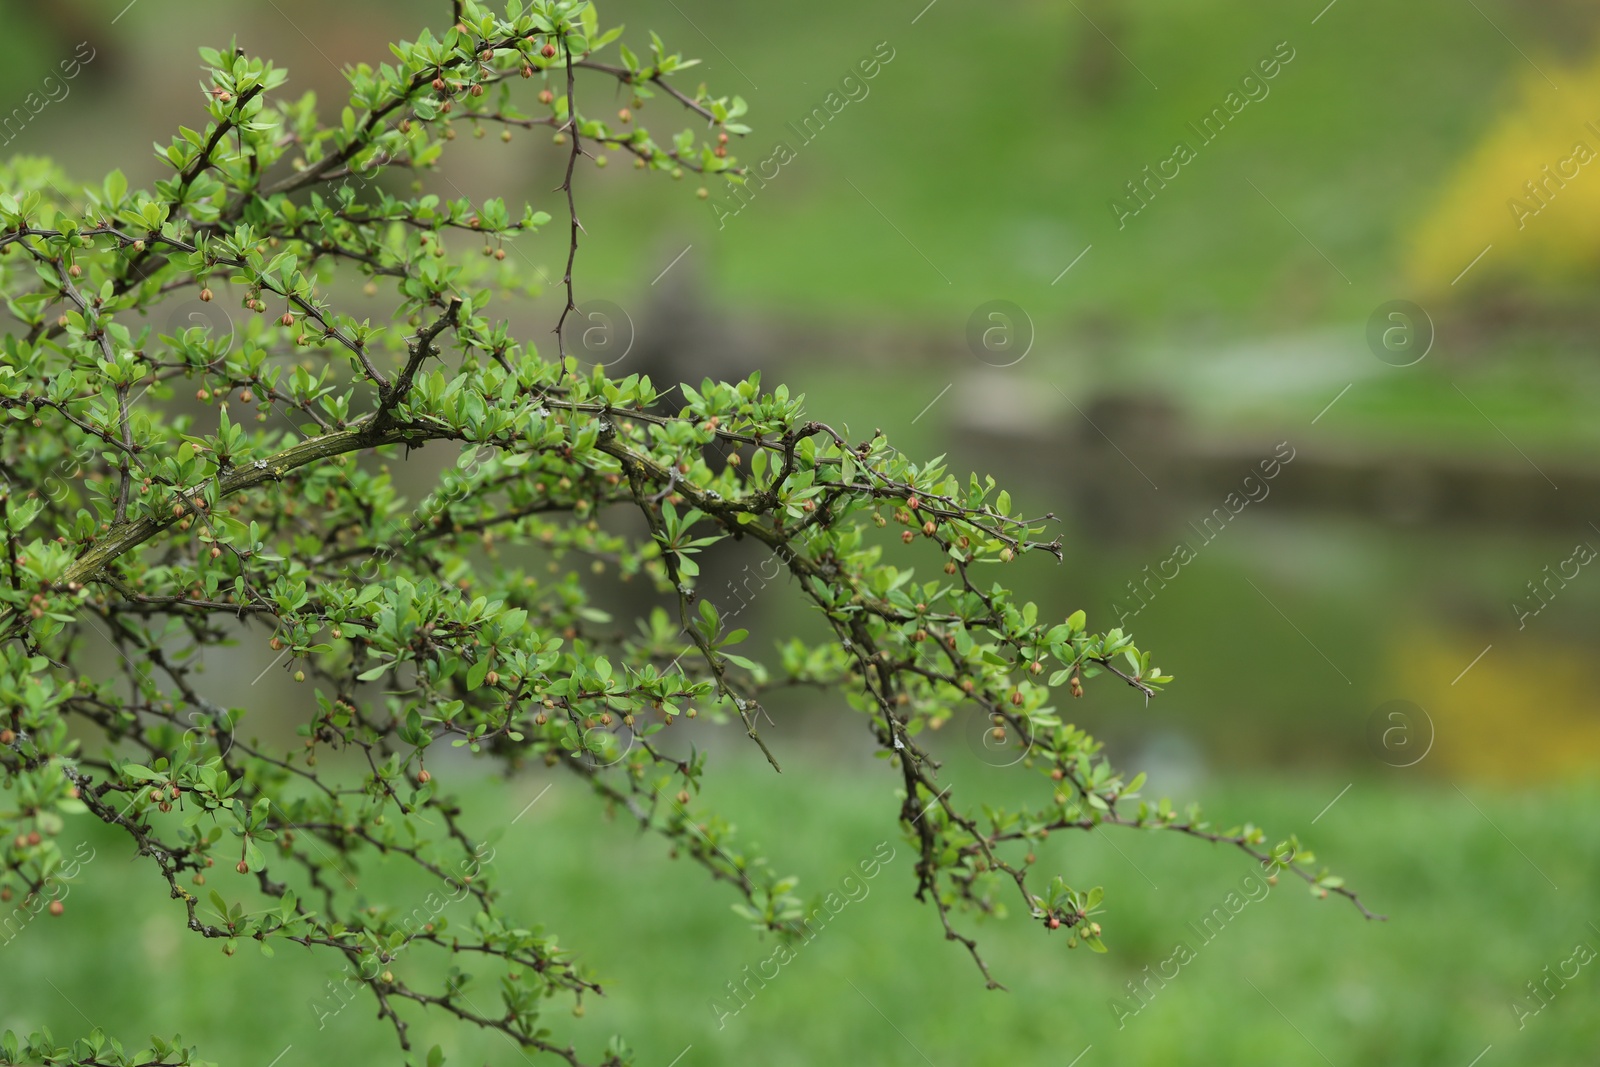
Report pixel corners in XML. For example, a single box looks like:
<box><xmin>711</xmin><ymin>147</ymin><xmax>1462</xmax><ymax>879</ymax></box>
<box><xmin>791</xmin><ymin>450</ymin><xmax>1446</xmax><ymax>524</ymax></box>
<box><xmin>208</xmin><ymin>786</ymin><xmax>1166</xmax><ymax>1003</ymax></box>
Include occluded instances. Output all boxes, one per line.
<box><xmin>2</xmin><ymin>0</ymin><xmax>1599</xmax><ymax>1064</ymax></box>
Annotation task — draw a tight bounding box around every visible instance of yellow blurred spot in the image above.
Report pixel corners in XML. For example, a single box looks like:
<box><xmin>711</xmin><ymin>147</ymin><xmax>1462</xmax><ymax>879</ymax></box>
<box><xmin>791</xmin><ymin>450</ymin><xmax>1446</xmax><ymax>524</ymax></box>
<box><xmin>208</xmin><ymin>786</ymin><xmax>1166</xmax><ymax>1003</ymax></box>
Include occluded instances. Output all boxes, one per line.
<box><xmin>1406</xmin><ymin>54</ymin><xmax>1600</xmax><ymax>294</ymax></box>
<box><xmin>1386</xmin><ymin>625</ymin><xmax>1600</xmax><ymax>781</ymax></box>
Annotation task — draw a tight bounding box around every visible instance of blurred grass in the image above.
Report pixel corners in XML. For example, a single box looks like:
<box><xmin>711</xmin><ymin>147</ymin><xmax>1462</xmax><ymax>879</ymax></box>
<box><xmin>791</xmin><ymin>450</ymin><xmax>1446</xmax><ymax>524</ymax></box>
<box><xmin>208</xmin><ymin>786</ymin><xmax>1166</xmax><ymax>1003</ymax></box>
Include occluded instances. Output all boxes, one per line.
<box><xmin>2</xmin><ymin>760</ymin><xmax>1596</xmax><ymax>1065</ymax></box>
